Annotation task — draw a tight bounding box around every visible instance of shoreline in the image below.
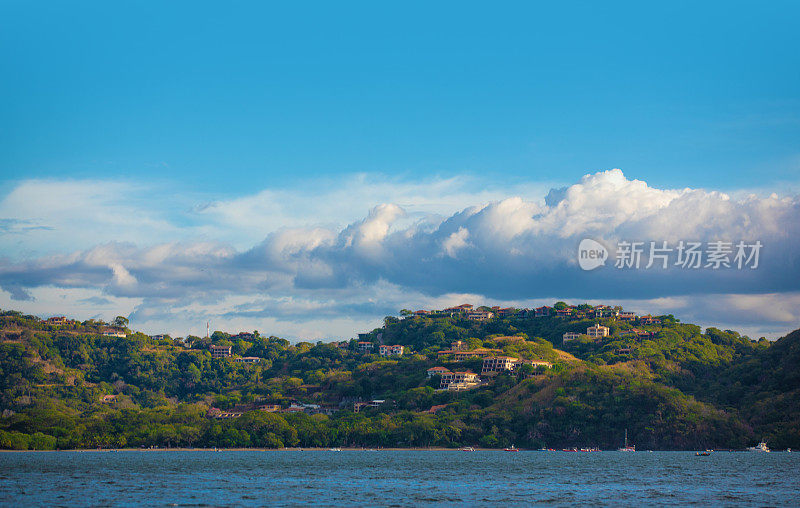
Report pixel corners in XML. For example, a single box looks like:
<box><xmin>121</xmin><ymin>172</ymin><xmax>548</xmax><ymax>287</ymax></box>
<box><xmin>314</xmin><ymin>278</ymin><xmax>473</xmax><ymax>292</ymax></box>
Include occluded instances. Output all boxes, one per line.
<box><xmin>0</xmin><ymin>447</ymin><xmax>771</xmax><ymax>453</ymax></box>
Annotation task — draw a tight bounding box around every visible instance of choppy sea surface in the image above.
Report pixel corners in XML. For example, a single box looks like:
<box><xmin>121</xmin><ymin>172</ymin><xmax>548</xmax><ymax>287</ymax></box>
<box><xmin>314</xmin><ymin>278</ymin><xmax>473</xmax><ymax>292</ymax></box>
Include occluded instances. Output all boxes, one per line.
<box><xmin>1</xmin><ymin>450</ymin><xmax>798</xmax><ymax>506</ymax></box>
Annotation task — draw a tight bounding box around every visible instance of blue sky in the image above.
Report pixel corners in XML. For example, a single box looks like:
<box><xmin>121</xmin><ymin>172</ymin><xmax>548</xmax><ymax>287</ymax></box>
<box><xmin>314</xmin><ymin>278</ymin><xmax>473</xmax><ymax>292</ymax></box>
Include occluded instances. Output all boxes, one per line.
<box><xmin>1</xmin><ymin>1</ymin><xmax>799</xmax><ymax>339</ymax></box>
<box><xmin>2</xmin><ymin>1</ymin><xmax>799</xmax><ymax>192</ymax></box>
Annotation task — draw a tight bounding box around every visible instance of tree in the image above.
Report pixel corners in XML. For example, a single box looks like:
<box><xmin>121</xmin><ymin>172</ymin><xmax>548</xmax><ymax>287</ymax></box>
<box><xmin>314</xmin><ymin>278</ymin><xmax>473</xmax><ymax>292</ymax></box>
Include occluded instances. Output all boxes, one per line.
<box><xmin>113</xmin><ymin>316</ymin><xmax>129</xmax><ymax>329</ymax></box>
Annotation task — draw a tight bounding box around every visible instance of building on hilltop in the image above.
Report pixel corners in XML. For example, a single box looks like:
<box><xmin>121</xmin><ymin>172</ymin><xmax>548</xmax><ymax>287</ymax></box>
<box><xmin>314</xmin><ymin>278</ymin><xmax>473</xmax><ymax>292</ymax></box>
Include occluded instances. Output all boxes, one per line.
<box><xmin>210</xmin><ymin>345</ymin><xmax>232</xmax><ymax>358</ymax></box>
<box><xmin>639</xmin><ymin>315</ymin><xmax>662</xmax><ymax>325</ymax></box>
<box><xmin>534</xmin><ymin>306</ymin><xmax>553</xmax><ymax>317</ymax></box>
<box><xmin>593</xmin><ymin>305</ymin><xmax>615</xmax><ymax>318</ymax></box>
<box><xmin>562</xmin><ymin>332</ymin><xmax>581</xmax><ymax>342</ymax></box>
<box><xmin>554</xmin><ymin>308</ymin><xmax>574</xmax><ymax>318</ymax></box>
<box><xmin>466</xmin><ymin>310</ymin><xmax>494</xmax><ymax>321</ymax></box>
<box><xmin>496</xmin><ymin>307</ymin><xmax>517</xmax><ymax>318</ymax></box>
<box><xmin>443</xmin><ymin>304</ymin><xmax>474</xmax><ymax>315</ymax></box>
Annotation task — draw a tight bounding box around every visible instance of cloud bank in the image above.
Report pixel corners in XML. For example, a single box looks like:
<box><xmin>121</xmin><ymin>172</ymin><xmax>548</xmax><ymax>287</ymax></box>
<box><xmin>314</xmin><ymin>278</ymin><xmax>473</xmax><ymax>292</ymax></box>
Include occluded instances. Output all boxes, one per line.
<box><xmin>1</xmin><ymin>169</ymin><xmax>798</xmax><ymax>339</ymax></box>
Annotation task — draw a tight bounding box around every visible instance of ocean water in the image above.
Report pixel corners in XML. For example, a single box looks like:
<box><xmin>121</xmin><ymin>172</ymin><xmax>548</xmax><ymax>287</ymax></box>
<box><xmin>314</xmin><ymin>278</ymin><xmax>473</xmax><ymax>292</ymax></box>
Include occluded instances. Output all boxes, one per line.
<box><xmin>1</xmin><ymin>450</ymin><xmax>798</xmax><ymax>506</ymax></box>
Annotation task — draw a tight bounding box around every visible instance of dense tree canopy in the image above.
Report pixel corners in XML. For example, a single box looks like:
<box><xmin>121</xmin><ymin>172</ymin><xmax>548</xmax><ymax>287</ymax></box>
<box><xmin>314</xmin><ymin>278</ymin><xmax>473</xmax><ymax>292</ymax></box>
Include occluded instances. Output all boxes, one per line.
<box><xmin>0</xmin><ymin>308</ymin><xmax>797</xmax><ymax>450</ymax></box>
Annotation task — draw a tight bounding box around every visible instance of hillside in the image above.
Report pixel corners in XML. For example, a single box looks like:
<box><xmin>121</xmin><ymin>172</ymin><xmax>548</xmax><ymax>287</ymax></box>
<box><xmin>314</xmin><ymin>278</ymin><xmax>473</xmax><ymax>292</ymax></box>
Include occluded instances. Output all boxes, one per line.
<box><xmin>0</xmin><ymin>306</ymin><xmax>797</xmax><ymax>450</ymax></box>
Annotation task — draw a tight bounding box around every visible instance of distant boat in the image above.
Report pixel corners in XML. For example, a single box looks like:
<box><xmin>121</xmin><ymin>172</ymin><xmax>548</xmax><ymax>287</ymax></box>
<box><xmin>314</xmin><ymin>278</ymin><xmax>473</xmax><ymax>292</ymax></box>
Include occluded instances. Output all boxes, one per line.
<box><xmin>329</xmin><ymin>447</ymin><xmax>341</xmax><ymax>452</ymax></box>
<box><xmin>504</xmin><ymin>445</ymin><xmax>519</xmax><ymax>452</ymax></box>
<box><xmin>696</xmin><ymin>450</ymin><xmax>712</xmax><ymax>456</ymax></box>
<box><xmin>618</xmin><ymin>429</ymin><xmax>635</xmax><ymax>452</ymax></box>
<box><xmin>747</xmin><ymin>442</ymin><xmax>770</xmax><ymax>452</ymax></box>
<box><xmin>461</xmin><ymin>446</ymin><xmax>475</xmax><ymax>452</ymax></box>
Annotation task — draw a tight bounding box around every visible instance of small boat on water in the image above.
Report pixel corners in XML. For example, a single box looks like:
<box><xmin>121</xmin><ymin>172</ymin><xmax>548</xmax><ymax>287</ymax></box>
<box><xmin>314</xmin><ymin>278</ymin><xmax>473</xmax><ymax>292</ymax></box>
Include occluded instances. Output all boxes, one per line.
<box><xmin>461</xmin><ymin>446</ymin><xmax>475</xmax><ymax>452</ymax></box>
<box><xmin>696</xmin><ymin>450</ymin><xmax>712</xmax><ymax>456</ymax></box>
<box><xmin>618</xmin><ymin>429</ymin><xmax>635</xmax><ymax>452</ymax></box>
<box><xmin>747</xmin><ymin>442</ymin><xmax>770</xmax><ymax>452</ymax></box>
<box><xmin>329</xmin><ymin>447</ymin><xmax>342</xmax><ymax>452</ymax></box>
<box><xmin>504</xmin><ymin>445</ymin><xmax>519</xmax><ymax>452</ymax></box>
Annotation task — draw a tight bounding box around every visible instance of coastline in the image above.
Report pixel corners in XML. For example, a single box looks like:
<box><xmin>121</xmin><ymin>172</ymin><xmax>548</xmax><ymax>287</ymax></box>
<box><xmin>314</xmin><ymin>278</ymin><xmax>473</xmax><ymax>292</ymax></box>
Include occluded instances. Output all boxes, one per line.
<box><xmin>0</xmin><ymin>447</ymin><xmax>772</xmax><ymax>453</ymax></box>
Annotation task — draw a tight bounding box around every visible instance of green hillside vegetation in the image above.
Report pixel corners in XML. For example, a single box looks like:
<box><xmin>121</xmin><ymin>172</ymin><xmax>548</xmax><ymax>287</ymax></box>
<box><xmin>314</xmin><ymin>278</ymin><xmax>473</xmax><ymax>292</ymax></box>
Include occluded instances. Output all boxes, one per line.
<box><xmin>0</xmin><ymin>307</ymin><xmax>797</xmax><ymax>451</ymax></box>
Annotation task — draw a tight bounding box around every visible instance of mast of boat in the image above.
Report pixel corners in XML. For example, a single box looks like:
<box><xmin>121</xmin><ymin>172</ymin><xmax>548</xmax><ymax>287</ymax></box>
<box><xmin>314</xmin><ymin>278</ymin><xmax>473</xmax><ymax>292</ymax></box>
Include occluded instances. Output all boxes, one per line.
<box><xmin>624</xmin><ymin>428</ymin><xmax>628</xmax><ymax>447</ymax></box>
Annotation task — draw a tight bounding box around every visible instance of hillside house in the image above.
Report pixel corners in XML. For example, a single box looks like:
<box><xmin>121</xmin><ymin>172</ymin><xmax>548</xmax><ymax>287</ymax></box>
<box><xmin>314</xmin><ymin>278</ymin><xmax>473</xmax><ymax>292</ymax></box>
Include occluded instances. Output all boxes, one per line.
<box><xmin>234</xmin><ymin>357</ymin><xmax>261</xmax><ymax>363</ymax></box>
<box><xmin>357</xmin><ymin>341</ymin><xmax>374</xmax><ymax>353</ymax></box>
<box><xmin>450</xmin><ymin>340</ymin><xmax>467</xmax><ymax>351</ymax></box>
<box><xmin>353</xmin><ymin>400</ymin><xmax>385</xmax><ymax>413</ymax></box>
<box><xmin>443</xmin><ymin>304</ymin><xmax>474</xmax><ymax>315</ymax></box>
<box><xmin>46</xmin><ymin>316</ymin><xmax>68</xmax><ymax>324</ymax></box>
<box><xmin>534</xmin><ymin>306</ymin><xmax>553</xmax><ymax>317</ymax></box>
<box><xmin>554</xmin><ymin>308</ymin><xmax>574</xmax><ymax>318</ymax></box>
<box><xmin>639</xmin><ymin>315</ymin><xmax>662</xmax><ymax>325</ymax></box>
<box><xmin>101</xmin><ymin>330</ymin><xmax>127</xmax><ymax>338</ymax></box>
<box><xmin>586</xmin><ymin>324</ymin><xmax>610</xmax><ymax>339</ymax></box>
<box><xmin>593</xmin><ymin>305</ymin><xmax>614</xmax><ymax>318</ymax></box>
<box><xmin>562</xmin><ymin>332</ymin><xmax>581</xmax><ymax>342</ymax></box>
<box><xmin>496</xmin><ymin>307</ymin><xmax>517</xmax><ymax>318</ymax></box>
<box><xmin>466</xmin><ymin>310</ymin><xmax>494</xmax><ymax>321</ymax></box>
<box><xmin>210</xmin><ymin>345</ymin><xmax>232</xmax><ymax>358</ymax></box>
<box><xmin>379</xmin><ymin>344</ymin><xmax>404</xmax><ymax>357</ymax></box>
<box><xmin>426</xmin><ymin>366</ymin><xmax>451</xmax><ymax>378</ymax></box>
<box><xmin>618</xmin><ymin>311</ymin><xmax>637</xmax><ymax>321</ymax></box>
<box><xmin>439</xmin><ymin>371</ymin><xmax>480</xmax><ymax>391</ymax></box>
<box><xmin>481</xmin><ymin>356</ymin><xmax>520</xmax><ymax>375</ymax></box>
